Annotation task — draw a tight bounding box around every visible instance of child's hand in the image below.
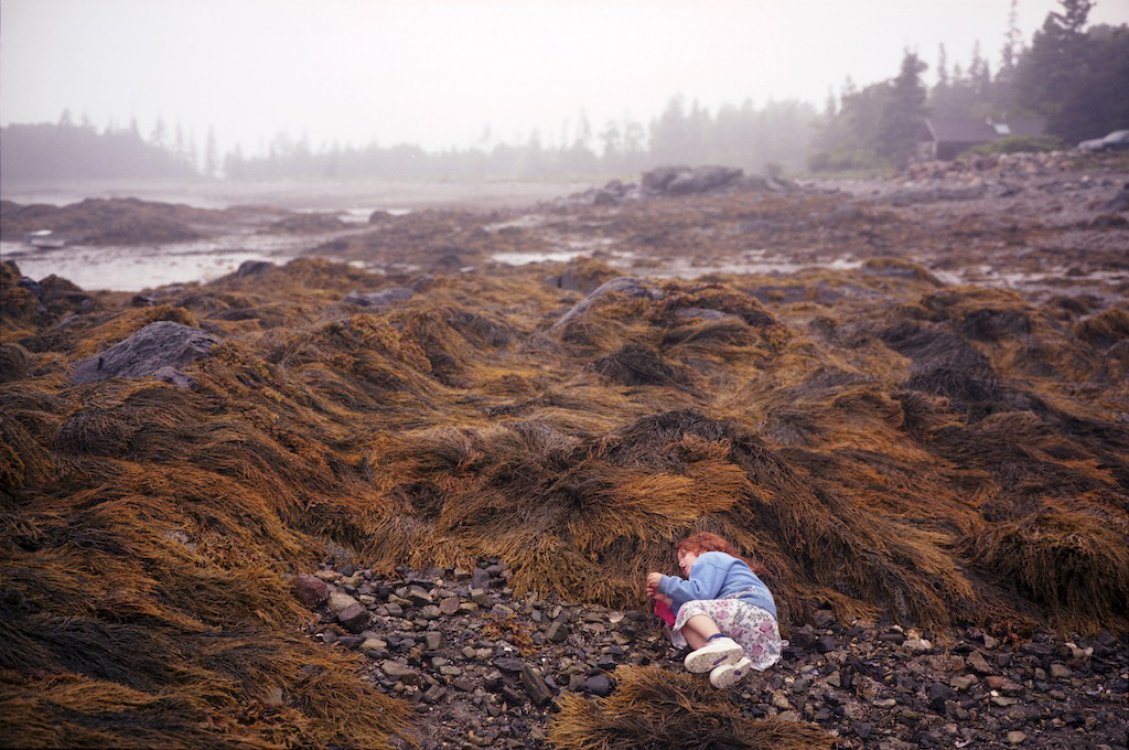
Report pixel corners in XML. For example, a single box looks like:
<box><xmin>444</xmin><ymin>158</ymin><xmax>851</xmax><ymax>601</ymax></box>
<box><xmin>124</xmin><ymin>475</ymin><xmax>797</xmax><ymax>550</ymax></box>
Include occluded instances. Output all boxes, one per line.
<box><xmin>645</xmin><ymin>572</ymin><xmax>663</xmax><ymax>598</ymax></box>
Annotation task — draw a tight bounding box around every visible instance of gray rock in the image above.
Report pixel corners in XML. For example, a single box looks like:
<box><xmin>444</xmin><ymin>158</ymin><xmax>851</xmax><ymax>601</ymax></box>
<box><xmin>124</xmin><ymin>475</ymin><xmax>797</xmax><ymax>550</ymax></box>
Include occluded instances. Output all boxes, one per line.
<box><xmin>71</xmin><ymin>321</ymin><xmax>220</xmax><ymax>387</ymax></box>
<box><xmin>470</xmin><ymin>588</ymin><xmax>493</xmax><ymax>608</ymax></box>
<box><xmin>642</xmin><ymin>165</ymin><xmax>743</xmax><ymax>195</ymax></box>
<box><xmin>344</xmin><ymin>287</ymin><xmax>413</xmax><ymax>308</ymax></box>
<box><xmin>546</xmin><ymin>622</ymin><xmax>570</xmax><ymax>643</ymax></box>
<box><xmin>967</xmin><ymin>650</ymin><xmax>993</xmax><ymax>675</ymax></box>
<box><xmin>236</xmin><ymin>260</ymin><xmax>273</xmax><ymax>277</ymax></box>
<box><xmin>337</xmin><ymin>603</ymin><xmax>370</xmax><ymax>633</ymax></box>
<box><xmin>470</xmin><ymin>567</ymin><xmax>491</xmax><ymax>588</ymax></box>
<box><xmin>424</xmin><ymin>631</ymin><xmax>444</xmax><ymax>650</ymax></box>
<box><xmin>584</xmin><ymin>674</ymin><xmax>613</xmax><ymax>697</ymax></box>
<box><xmin>439</xmin><ymin>596</ymin><xmax>461</xmax><ymax>616</ymax></box>
<box><xmin>381</xmin><ymin>660</ymin><xmax>417</xmax><ymax>683</ymax></box>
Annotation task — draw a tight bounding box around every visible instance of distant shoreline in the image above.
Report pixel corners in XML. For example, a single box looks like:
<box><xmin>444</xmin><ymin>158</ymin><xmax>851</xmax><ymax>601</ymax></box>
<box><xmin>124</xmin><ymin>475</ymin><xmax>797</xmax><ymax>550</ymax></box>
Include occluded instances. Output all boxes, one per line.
<box><xmin>0</xmin><ymin>177</ymin><xmax>600</xmax><ymax>212</ymax></box>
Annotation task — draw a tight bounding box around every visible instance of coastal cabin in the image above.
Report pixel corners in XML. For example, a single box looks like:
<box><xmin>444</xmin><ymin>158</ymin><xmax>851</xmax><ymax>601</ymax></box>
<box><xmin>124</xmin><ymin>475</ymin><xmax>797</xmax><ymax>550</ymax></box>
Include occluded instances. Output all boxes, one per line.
<box><xmin>917</xmin><ymin>117</ymin><xmax>1046</xmax><ymax>160</ymax></box>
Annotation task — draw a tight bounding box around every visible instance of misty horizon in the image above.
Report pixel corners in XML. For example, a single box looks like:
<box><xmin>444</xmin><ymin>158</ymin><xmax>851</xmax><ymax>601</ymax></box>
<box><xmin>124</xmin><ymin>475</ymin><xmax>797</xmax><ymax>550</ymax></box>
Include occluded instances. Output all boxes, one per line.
<box><xmin>3</xmin><ymin>0</ymin><xmax>1128</xmax><ymax>161</ymax></box>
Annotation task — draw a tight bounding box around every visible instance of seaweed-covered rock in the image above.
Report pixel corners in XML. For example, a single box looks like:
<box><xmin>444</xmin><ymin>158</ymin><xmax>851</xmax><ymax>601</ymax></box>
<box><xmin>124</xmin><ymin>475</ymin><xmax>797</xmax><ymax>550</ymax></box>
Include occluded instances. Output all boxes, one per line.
<box><xmin>589</xmin><ymin>343</ymin><xmax>686</xmax><ymax>387</ymax></box>
<box><xmin>70</xmin><ymin>321</ymin><xmax>221</xmax><ymax>387</ymax></box>
<box><xmin>551</xmin><ymin>276</ymin><xmax>662</xmax><ymax>330</ymax></box>
<box><xmin>344</xmin><ymin>287</ymin><xmax>414</xmax><ymax>308</ymax></box>
<box><xmin>236</xmin><ymin>260</ymin><xmax>274</xmax><ymax>278</ymax></box>
<box><xmin>0</xmin><ymin>342</ymin><xmax>33</xmax><ymax>383</ymax></box>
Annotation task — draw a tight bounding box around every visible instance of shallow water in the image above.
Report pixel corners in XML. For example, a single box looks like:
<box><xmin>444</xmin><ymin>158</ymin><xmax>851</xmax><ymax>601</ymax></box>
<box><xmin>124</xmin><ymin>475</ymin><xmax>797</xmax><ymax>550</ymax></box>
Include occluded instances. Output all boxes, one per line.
<box><xmin>1</xmin><ymin>232</ymin><xmax>327</xmax><ymax>292</ymax></box>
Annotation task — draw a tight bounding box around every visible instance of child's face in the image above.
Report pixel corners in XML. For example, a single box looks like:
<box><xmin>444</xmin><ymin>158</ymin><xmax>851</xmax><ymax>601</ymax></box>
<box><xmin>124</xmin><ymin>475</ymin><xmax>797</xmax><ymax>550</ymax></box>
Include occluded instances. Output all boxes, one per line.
<box><xmin>677</xmin><ymin>549</ymin><xmax>698</xmax><ymax>576</ymax></box>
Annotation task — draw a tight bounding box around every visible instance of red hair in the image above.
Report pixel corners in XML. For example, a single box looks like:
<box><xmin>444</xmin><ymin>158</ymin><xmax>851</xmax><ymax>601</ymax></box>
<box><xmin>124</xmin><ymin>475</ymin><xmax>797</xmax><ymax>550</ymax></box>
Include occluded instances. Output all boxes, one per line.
<box><xmin>676</xmin><ymin>532</ymin><xmax>767</xmax><ymax>576</ymax></box>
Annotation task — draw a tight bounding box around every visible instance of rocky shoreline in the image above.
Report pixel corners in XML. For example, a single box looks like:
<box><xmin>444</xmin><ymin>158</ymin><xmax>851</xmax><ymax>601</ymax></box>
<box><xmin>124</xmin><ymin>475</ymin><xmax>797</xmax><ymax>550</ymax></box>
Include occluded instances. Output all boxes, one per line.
<box><xmin>297</xmin><ymin>561</ymin><xmax>1127</xmax><ymax>749</ymax></box>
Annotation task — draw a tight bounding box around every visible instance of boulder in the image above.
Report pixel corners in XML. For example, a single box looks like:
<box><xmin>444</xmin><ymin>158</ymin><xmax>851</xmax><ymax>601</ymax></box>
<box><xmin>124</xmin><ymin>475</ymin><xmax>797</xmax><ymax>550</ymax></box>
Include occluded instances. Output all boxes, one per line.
<box><xmin>236</xmin><ymin>260</ymin><xmax>274</xmax><ymax>278</ymax></box>
<box><xmin>642</xmin><ymin>165</ymin><xmax>744</xmax><ymax>196</ymax></box>
<box><xmin>70</xmin><ymin>321</ymin><xmax>221</xmax><ymax>388</ymax></box>
<box><xmin>291</xmin><ymin>574</ymin><xmax>329</xmax><ymax>608</ymax></box>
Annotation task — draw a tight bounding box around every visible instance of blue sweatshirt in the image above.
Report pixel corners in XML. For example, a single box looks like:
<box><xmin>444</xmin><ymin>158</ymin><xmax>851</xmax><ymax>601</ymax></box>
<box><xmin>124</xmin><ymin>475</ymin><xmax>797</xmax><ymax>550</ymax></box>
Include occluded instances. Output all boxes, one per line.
<box><xmin>658</xmin><ymin>550</ymin><xmax>777</xmax><ymax>618</ymax></box>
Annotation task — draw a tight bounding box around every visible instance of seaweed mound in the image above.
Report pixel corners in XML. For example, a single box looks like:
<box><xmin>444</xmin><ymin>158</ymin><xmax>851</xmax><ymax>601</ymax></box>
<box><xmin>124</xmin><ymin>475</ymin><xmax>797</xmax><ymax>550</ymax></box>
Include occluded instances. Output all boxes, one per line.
<box><xmin>549</xmin><ymin>665</ymin><xmax>832</xmax><ymax>749</ymax></box>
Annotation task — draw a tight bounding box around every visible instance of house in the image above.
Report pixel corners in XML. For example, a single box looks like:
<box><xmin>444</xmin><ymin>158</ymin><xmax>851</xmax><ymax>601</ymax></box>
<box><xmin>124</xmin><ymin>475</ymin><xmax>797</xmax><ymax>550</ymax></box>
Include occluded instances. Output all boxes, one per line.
<box><xmin>917</xmin><ymin>117</ymin><xmax>1046</xmax><ymax>160</ymax></box>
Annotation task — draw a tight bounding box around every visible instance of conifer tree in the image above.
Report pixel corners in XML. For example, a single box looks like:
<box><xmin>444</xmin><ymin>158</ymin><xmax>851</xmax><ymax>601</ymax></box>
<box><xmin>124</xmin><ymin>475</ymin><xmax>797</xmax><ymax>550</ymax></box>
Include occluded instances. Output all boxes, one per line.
<box><xmin>876</xmin><ymin>51</ymin><xmax>928</xmax><ymax>167</ymax></box>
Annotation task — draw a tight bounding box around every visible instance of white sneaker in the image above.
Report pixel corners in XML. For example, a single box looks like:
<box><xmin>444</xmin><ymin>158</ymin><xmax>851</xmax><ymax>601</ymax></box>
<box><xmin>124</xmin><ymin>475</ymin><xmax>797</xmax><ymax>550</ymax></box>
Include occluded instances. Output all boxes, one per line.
<box><xmin>710</xmin><ymin>656</ymin><xmax>753</xmax><ymax>689</ymax></box>
<box><xmin>684</xmin><ymin>636</ymin><xmax>744</xmax><ymax>673</ymax></box>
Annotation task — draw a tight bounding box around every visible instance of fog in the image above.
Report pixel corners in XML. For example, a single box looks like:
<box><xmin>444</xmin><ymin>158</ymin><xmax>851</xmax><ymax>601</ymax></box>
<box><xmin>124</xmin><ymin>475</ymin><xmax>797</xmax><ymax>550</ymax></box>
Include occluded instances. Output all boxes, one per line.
<box><xmin>4</xmin><ymin>0</ymin><xmax>1126</xmax><ymax>157</ymax></box>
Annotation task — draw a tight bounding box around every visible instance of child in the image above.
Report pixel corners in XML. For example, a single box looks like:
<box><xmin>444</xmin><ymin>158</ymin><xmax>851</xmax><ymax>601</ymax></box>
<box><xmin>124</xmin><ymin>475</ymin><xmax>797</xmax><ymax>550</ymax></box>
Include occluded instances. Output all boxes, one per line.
<box><xmin>646</xmin><ymin>532</ymin><xmax>783</xmax><ymax>689</ymax></box>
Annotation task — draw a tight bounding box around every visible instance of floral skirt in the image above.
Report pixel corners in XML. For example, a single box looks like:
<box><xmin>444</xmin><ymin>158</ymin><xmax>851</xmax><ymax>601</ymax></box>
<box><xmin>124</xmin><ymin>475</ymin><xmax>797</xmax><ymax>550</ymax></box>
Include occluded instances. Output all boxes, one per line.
<box><xmin>671</xmin><ymin>599</ymin><xmax>785</xmax><ymax>671</ymax></box>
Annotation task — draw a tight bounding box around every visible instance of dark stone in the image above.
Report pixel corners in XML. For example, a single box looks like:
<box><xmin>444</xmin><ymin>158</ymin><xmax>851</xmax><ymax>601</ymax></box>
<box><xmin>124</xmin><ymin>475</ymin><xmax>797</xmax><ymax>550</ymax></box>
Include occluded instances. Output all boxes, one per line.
<box><xmin>852</xmin><ymin>721</ymin><xmax>872</xmax><ymax>739</ymax></box>
<box><xmin>546</xmin><ymin>622</ymin><xmax>570</xmax><ymax>643</ymax></box>
<box><xmin>500</xmin><ymin>686</ymin><xmax>526</xmax><ymax>706</ymax></box>
<box><xmin>584</xmin><ymin>674</ymin><xmax>613</xmax><ymax>697</ymax></box>
<box><xmin>494</xmin><ymin>657</ymin><xmax>524</xmax><ymax>674</ymax></box>
<box><xmin>471</xmin><ymin>567</ymin><xmax>491</xmax><ymax>588</ymax></box>
<box><xmin>70</xmin><ymin>321</ymin><xmax>221</xmax><ymax>388</ymax></box>
<box><xmin>337</xmin><ymin>603</ymin><xmax>370</xmax><ymax>634</ymax></box>
<box><xmin>928</xmin><ymin>682</ymin><xmax>956</xmax><ymax>713</ymax></box>
<box><xmin>816</xmin><ymin>636</ymin><xmax>838</xmax><ymax>654</ymax></box>
<box><xmin>592</xmin><ymin>189</ymin><xmax>619</xmax><ymax>206</ymax></box>
<box><xmin>520</xmin><ymin>665</ymin><xmax>554</xmax><ymax>707</ymax></box>
<box><xmin>236</xmin><ymin>260</ymin><xmax>273</xmax><ymax>277</ymax></box>
<box><xmin>291</xmin><ymin>574</ymin><xmax>329</xmax><ymax>608</ymax></box>
<box><xmin>17</xmin><ymin>277</ymin><xmax>43</xmax><ymax>299</ymax></box>
<box><xmin>405</xmin><ymin>585</ymin><xmax>433</xmax><ymax>606</ymax></box>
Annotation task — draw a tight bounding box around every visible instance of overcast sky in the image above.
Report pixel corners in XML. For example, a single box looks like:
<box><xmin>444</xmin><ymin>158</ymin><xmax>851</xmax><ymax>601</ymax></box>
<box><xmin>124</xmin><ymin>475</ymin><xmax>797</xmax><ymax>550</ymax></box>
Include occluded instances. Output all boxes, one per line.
<box><xmin>2</xmin><ymin>0</ymin><xmax>1127</xmax><ymax>155</ymax></box>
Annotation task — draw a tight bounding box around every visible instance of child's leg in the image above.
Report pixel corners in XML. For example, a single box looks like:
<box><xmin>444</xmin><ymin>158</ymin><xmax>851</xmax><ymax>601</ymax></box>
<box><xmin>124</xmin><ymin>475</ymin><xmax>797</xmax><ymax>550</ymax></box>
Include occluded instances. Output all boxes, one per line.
<box><xmin>680</xmin><ymin>614</ymin><xmax>722</xmax><ymax>649</ymax></box>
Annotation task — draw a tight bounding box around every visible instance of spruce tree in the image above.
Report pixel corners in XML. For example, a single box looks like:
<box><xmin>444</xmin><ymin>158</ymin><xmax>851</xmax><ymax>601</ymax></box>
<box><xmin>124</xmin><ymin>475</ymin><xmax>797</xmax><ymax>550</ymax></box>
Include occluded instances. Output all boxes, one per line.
<box><xmin>877</xmin><ymin>51</ymin><xmax>928</xmax><ymax>167</ymax></box>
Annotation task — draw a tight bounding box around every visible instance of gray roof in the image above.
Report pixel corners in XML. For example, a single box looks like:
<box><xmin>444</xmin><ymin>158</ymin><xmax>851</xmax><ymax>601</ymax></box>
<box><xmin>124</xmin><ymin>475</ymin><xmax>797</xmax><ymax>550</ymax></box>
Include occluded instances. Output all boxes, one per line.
<box><xmin>921</xmin><ymin>117</ymin><xmax>1045</xmax><ymax>144</ymax></box>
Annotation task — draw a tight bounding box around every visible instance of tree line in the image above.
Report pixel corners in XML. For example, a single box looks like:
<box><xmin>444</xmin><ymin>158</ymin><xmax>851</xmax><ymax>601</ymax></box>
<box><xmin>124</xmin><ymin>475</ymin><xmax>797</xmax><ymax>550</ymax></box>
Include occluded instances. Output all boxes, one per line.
<box><xmin>813</xmin><ymin>0</ymin><xmax>1128</xmax><ymax>170</ymax></box>
<box><xmin>2</xmin><ymin>0</ymin><xmax>1124</xmax><ymax>183</ymax></box>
